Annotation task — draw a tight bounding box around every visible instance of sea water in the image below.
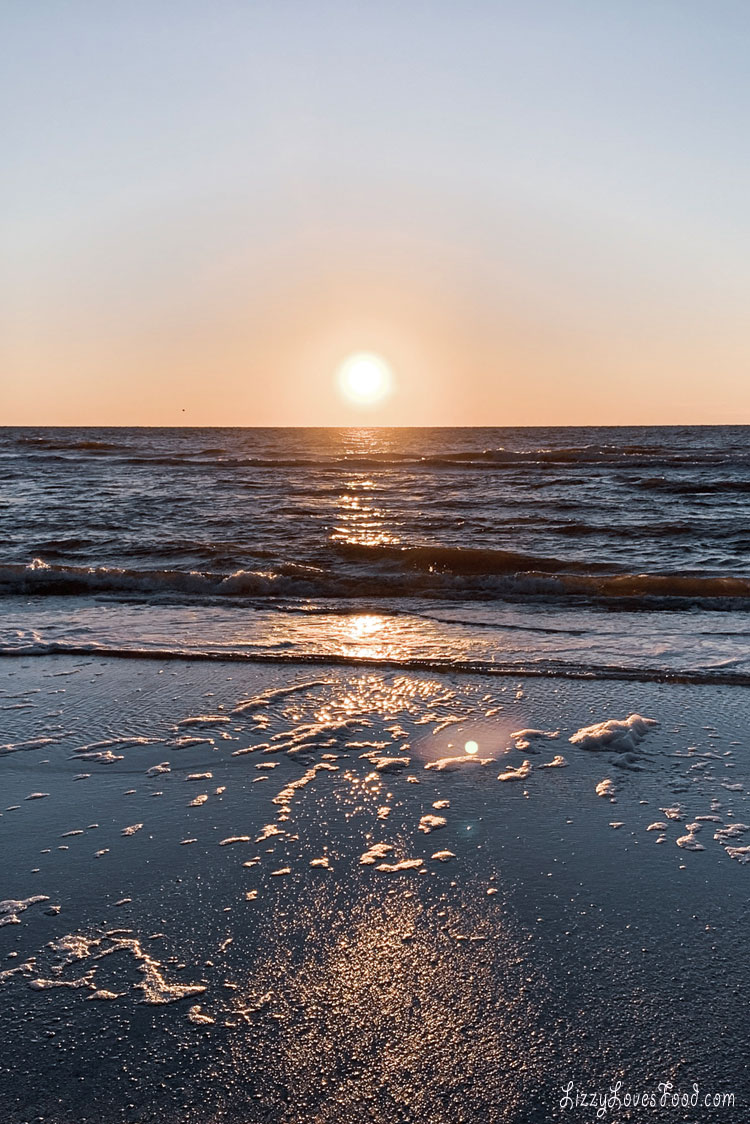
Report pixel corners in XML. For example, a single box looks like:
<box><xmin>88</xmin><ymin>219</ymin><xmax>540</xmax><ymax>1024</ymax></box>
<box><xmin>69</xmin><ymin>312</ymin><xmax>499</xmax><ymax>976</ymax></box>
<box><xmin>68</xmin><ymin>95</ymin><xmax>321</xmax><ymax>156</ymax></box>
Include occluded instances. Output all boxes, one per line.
<box><xmin>2</xmin><ymin>425</ymin><xmax>749</xmax><ymax>682</ymax></box>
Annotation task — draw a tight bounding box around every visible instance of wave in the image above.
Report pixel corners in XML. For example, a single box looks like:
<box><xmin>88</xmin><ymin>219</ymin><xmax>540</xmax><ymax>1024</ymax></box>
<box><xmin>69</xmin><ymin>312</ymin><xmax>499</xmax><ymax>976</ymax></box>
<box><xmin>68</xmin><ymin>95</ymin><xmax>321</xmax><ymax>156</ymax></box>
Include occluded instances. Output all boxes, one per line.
<box><xmin>0</xmin><ymin>559</ymin><xmax>333</xmax><ymax>599</ymax></box>
<box><xmin>15</xmin><ymin>436</ymin><xmax>126</xmax><ymax>452</ymax></box>
<box><xmin>2</xmin><ymin>553</ymin><xmax>750</xmax><ymax>609</ymax></box>
<box><xmin>2</xmin><ymin>637</ymin><xmax>750</xmax><ymax>686</ymax></box>
<box><xmin>12</xmin><ymin>435</ymin><xmax>750</xmax><ymax>473</ymax></box>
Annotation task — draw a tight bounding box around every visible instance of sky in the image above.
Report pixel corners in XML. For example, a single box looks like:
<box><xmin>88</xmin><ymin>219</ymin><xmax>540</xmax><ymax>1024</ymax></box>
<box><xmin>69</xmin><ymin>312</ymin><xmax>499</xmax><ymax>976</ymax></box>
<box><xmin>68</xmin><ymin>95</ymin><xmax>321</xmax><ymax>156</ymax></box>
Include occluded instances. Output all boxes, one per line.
<box><xmin>2</xmin><ymin>0</ymin><xmax>749</xmax><ymax>426</ymax></box>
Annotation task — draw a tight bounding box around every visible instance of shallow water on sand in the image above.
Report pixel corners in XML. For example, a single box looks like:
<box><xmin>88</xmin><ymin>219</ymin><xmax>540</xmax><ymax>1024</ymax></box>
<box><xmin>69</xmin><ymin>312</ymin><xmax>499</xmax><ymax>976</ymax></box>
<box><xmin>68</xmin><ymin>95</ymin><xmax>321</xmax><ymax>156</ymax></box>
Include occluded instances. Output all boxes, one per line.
<box><xmin>1</xmin><ymin>657</ymin><xmax>748</xmax><ymax>1121</ymax></box>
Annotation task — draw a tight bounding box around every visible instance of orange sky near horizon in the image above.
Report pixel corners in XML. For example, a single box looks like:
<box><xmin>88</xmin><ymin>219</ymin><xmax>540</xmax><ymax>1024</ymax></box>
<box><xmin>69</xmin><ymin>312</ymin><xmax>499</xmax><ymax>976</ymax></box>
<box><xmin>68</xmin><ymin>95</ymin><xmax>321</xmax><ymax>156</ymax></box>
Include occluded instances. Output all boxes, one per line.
<box><xmin>3</xmin><ymin>2</ymin><xmax>750</xmax><ymax>427</ymax></box>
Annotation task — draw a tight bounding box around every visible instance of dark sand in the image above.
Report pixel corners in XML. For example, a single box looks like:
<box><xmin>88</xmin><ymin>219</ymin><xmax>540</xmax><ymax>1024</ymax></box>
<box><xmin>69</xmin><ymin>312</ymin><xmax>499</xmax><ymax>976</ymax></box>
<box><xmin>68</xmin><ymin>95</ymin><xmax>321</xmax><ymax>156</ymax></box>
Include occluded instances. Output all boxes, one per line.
<box><xmin>0</xmin><ymin>656</ymin><xmax>748</xmax><ymax>1122</ymax></box>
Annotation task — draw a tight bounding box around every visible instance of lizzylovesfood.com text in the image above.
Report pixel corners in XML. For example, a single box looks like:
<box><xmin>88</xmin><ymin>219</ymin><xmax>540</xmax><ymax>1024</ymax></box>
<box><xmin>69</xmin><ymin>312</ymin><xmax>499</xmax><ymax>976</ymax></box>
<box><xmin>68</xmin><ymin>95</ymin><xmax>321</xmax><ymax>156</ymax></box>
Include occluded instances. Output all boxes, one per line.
<box><xmin>560</xmin><ymin>1081</ymin><xmax>736</xmax><ymax>1118</ymax></box>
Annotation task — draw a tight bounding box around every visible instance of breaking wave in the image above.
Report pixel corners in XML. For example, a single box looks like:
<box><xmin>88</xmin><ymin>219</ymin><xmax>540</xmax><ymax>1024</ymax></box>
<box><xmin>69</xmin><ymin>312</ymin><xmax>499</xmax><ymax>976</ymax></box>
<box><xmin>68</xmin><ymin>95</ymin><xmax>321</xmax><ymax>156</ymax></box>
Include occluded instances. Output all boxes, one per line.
<box><xmin>2</xmin><ymin>552</ymin><xmax>750</xmax><ymax>610</ymax></box>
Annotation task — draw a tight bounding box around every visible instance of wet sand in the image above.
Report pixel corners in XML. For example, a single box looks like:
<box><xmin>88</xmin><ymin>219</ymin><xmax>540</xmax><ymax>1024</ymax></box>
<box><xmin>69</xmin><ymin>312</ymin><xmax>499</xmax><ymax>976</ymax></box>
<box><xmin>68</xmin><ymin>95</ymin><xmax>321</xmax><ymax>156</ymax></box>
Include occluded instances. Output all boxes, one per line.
<box><xmin>1</xmin><ymin>655</ymin><xmax>749</xmax><ymax>1122</ymax></box>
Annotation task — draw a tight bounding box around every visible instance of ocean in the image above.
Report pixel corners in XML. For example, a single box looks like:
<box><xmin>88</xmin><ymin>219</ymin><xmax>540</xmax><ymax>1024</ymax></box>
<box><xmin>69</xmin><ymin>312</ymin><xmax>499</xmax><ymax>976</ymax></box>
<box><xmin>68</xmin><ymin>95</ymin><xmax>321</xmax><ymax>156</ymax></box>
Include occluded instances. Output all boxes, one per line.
<box><xmin>2</xmin><ymin>424</ymin><xmax>750</xmax><ymax>681</ymax></box>
<box><xmin>1</xmin><ymin>426</ymin><xmax>749</xmax><ymax>1121</ymax></box>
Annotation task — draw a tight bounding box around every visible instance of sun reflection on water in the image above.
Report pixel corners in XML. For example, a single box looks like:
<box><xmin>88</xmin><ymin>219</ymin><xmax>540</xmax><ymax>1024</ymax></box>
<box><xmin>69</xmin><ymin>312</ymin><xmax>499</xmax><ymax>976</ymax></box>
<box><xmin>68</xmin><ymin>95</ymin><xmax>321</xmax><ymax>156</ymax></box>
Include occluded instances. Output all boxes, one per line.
<box><xmin>330</xmin><ymin>429</ymin><xmax>403</xmax><ymax>549</ymax></box>
<box><xmin>331</xmin><ymin>479</ymin><xmax>401</xmax><ymax>549</ymax></box>
<box><xmin>314</xmin><ymin>612</ymin><xmax>409</xmax><ymax>663</ymax></box>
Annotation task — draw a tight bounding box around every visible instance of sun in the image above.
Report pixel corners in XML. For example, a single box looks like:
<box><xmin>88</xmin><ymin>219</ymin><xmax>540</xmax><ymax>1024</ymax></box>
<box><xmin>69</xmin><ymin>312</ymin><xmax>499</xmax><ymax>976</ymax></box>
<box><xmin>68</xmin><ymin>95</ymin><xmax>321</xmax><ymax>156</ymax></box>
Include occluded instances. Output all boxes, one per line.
<box><xmin>337</xmin><ymin>352</ymin><xmax>393</xmax><ymax>406</ymax></box>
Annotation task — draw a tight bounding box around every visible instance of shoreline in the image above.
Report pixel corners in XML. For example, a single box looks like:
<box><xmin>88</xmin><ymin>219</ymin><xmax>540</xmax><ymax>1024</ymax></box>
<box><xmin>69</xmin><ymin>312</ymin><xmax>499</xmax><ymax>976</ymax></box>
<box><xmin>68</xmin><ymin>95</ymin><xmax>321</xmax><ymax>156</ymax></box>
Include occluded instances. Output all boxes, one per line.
<box><xmin>4</xmin><ymin>646</ymin><xmax>750</xmax><ymax>689</ymax></box>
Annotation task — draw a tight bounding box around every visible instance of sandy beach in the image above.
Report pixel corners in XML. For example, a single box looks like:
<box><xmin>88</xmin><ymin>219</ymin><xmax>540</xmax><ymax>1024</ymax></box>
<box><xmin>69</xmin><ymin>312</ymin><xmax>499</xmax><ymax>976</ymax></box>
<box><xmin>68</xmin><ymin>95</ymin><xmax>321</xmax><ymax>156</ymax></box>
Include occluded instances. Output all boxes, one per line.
<box><xmin>1</xmin><ymin>653</ymin><xmax>748</xmax><ymax>1122</ymax></box>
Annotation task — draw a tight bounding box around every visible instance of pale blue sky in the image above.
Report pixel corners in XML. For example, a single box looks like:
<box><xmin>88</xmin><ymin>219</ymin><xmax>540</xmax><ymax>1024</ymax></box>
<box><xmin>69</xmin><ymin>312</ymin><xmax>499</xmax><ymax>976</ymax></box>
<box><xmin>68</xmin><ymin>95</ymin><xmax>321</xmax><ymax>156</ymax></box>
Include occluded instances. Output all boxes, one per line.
<box><xmin>2</xmin><ymin>1</ymin><xmax>749</xmax><ymax>424</ymax></box>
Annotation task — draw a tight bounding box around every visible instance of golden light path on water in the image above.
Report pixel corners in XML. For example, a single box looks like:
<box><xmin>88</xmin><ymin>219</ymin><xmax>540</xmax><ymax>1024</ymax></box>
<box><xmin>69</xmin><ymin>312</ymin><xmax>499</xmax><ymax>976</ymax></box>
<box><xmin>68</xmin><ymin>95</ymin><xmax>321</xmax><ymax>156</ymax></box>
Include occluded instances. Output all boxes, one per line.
<box><xmin>331</xmin><ymin>476</ymin><xmax>401</xmax><ymax>549</ymax></box>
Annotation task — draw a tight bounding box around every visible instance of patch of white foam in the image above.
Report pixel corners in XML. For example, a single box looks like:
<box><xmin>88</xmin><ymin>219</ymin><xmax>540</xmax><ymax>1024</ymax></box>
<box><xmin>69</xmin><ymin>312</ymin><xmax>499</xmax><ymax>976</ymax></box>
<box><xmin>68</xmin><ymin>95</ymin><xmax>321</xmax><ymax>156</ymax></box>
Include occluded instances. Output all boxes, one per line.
<box><xmin>187</xmin><ymin>1004</ymin><xmax>215</xmax><ymax>1024</ymax></box>
<box><xmin>29</xmin><ymin>973</ymin><xmax>95</xmax><ymax>991</ymax></box>
<box><xmin>510</xmin><ymin>728</ymin><xmax>560</xmax><ymax>751</ymax></box>
<box><xmin>372</xmin><ymin>756</ymin><xmax>411</xmax><ymax>773</ymax></box>
<box><xmin>146</xmin><ymin>762</ymin><xmax>170</xmax><ymax>777</ymax></box>
<box><xmin>0</xmin><ymin>737</ymin><xmax>58</xmax><ymax>756</ymax></box>
<box><xmin>0</xmin><ymin>896</ymin><xmax>49</xmax><ymax>927</ymax></box>
<box><xmin>33</xmin><ymin>931</ymin><xmax>209</xmax><ymax>1006</ymax></box>
<box><xmin>360</xmin><ymin>843</ymin><xmax>394</xmax><ymax>866</ymax></box>
<box><xmin>255</xmin><ymin>824</ymin><xmax>284</xmax><ymax>843</ymax></box>
<box><xmin>425</xmin><ymin>756</ymin><xmax>494</xmax><ymax>772</ymax></box>
<box><xmin>676</xmin><ymin>833</ymin><xmax>704</xmax><ymax>851</ymax></box>
<box><xmin>132</xmin><ymin>947</ymin><xmax>207</xmax><ymax>1005</ymax></box>
<box><xmin>714</xmin><ymin>823</ymin><xmax>749</xmax><ymax>845</ymax></box>
<box><xmin>74</xmin><ymin>749</ymin><xmax>123</xmax><ymax>764</ymax></box>
<box><xmin>497</xmin><ymin>760</ymin><xmax>531</xmax><ymax>782</ymax></box>
<box><xmin>271</xmin><ymin>761</ymin><xmax>338</xmax><ymax>815</ymax></box>
<box><xmin>418</xmin><ymin>814</ymin><xmax>447</xmax><ymax>834</ymax></box>
<box><xmin>231</xmin><ymin>679</ymin><xmax>331</xmax><ymax>715</ymax></box>
<box><xmin>375</xmin><ymin>859</ymin><xmax>424</xmax><ymax>873</ymax></box>
<box><xmin>176</xmin><ymin>715</ymin><xmax>230</xmax><ymax>727</ymax></box>
<box><xmin>725</xmin><ymin>846</ymin><xmax>750</xmax><ymax>864</ymax></box>
<box><xmin>569</xmin><ymin>714</ymin><xmax>658</xmax><ymax>753</ymax></box>
<box><xmin>231</xmin><ymin>743</ymin><xmax>268</xmax><ymax>757</ymax></box>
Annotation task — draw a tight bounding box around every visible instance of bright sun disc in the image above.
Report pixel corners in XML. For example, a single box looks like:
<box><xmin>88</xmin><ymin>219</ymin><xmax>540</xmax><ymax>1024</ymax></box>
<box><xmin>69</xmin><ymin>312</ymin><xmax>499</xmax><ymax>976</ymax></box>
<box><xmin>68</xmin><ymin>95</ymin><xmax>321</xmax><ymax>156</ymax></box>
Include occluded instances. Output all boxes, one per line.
<box><xmin>337</xmin><ymin>353</ymin><xmax>393</xmax><ymax>405</ymax></box>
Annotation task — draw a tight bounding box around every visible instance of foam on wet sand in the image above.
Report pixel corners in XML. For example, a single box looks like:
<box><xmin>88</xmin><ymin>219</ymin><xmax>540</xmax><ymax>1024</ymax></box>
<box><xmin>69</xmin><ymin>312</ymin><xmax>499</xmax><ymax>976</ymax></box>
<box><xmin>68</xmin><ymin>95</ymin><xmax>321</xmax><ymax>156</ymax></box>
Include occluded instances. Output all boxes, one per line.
<box><xmin>497</xmin><ymin>760</ymin><xmax>532</xmax><ymax>782</ymax></box>
<box><xmin>1</xmin><ymin>657</ymin><xmax>750</xmax><ymax>1121</ymax></box>
<box><xmin>569</xmin><ymin>714</ymin><xmax>658</xmax><ymax>765</ymax></box>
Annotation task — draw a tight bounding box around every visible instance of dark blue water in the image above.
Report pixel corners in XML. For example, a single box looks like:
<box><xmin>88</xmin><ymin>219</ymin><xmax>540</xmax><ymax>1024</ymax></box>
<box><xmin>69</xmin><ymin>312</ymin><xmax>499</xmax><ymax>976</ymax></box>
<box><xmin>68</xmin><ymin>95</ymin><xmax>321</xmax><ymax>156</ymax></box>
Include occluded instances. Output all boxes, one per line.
<box><xmin>2</xmin><ymin>426</ymin><xmax>750</xmax><ymax>679</ymax></box>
